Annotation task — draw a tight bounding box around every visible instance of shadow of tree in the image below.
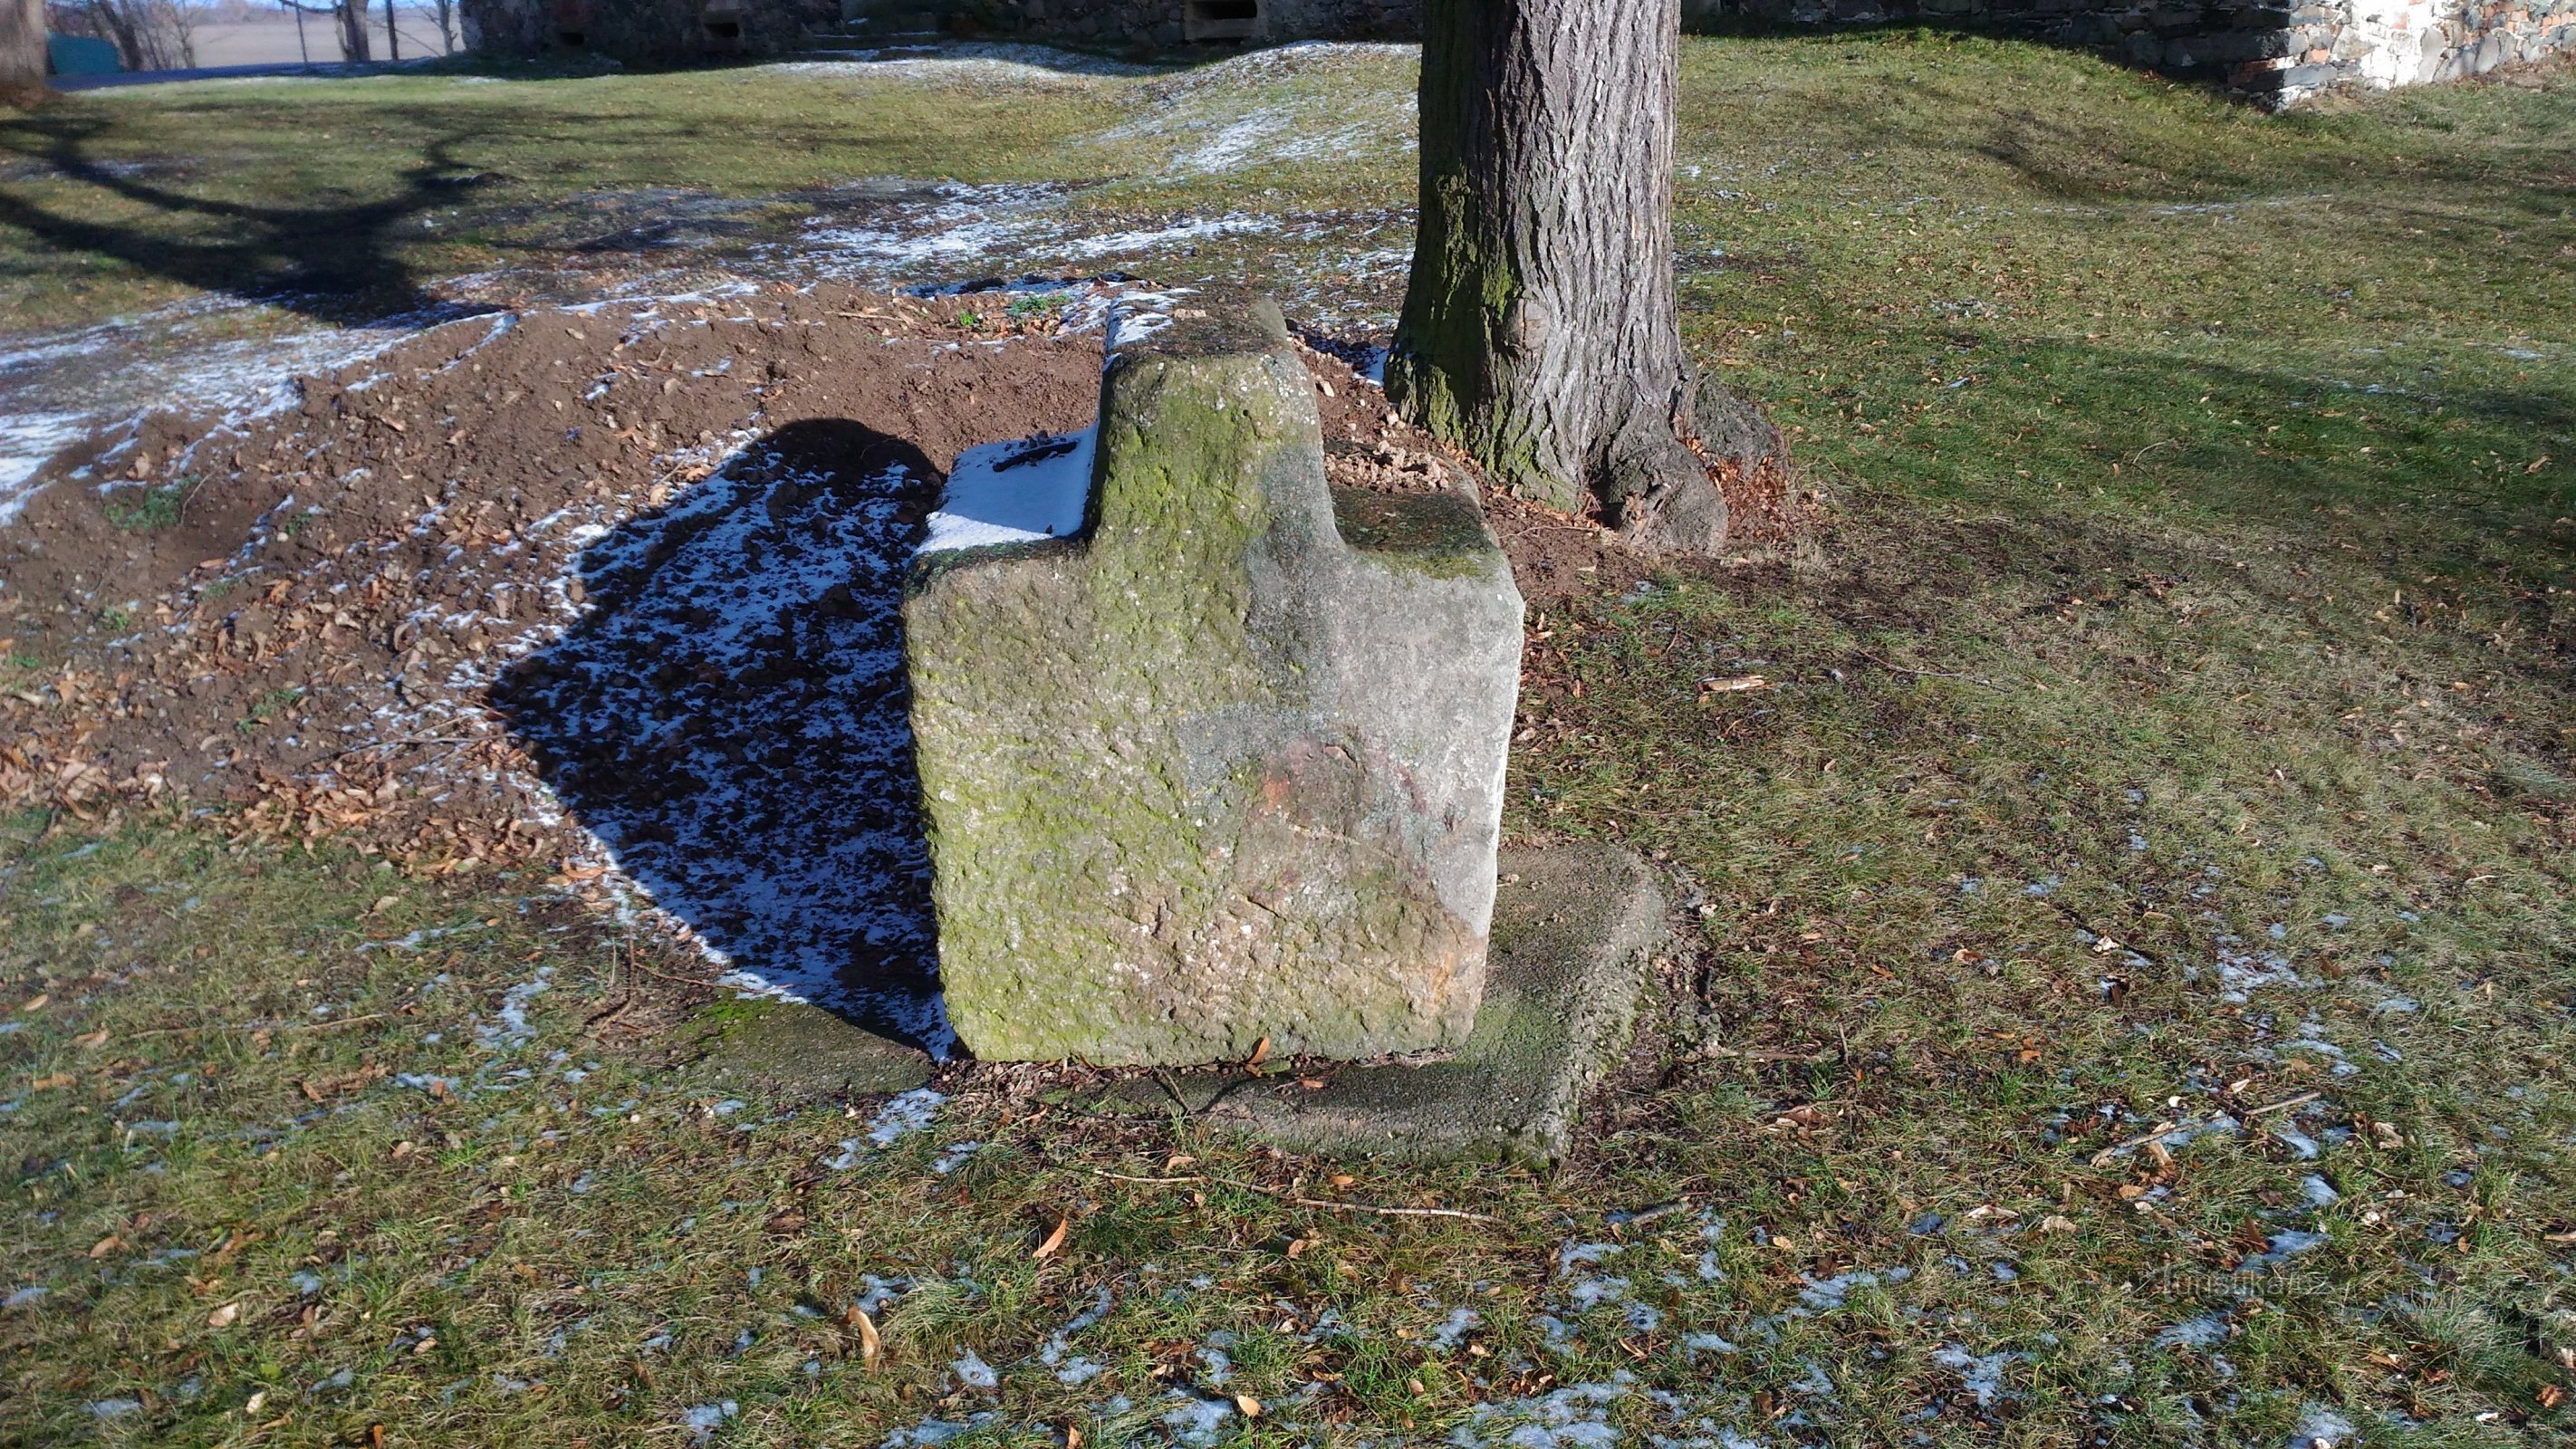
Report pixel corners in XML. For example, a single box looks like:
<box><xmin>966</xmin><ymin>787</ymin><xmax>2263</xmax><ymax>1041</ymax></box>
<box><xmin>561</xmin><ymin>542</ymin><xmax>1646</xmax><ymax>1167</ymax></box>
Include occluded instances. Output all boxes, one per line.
<box><xmin>491</xmin><ymin>417</ymin><xmax>954</xmax><ymax>1052</ymax></box>
<box><xmin>0</xmin><ymin>110</ymin><xmax>496</xmax><ymax>320</ymax></box>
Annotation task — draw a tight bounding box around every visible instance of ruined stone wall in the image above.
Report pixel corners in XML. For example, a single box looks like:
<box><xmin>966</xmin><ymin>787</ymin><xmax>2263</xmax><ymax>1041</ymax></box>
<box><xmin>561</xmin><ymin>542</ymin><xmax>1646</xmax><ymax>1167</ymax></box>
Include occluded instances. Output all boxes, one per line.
<box><xmin>462</xmin><ymin>0</ymin><xmax>836</xmax><ymax>61</ymax></box>
<box><xmin>463</xmin><ymin>0</ymin><xmax>2567</xmax><ymax>105</ymax></box>
<box><xmin>1710</xmin><ymin>0</ymin><xmax>2573</xmax><ymax>102</ymax></box>
<box><xmin>962</xmin><ymin>0</ymin><xmax>1417</xmax><ymax>47</ymax></box>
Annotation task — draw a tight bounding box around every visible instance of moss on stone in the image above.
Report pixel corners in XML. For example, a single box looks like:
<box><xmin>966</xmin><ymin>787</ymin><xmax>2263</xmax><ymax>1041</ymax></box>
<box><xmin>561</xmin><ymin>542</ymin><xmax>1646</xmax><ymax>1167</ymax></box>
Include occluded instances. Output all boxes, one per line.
<box><xmin>907</xmin><ymin>297</ymin><xmax>1517</xmax><ymax>1068</ymax></box>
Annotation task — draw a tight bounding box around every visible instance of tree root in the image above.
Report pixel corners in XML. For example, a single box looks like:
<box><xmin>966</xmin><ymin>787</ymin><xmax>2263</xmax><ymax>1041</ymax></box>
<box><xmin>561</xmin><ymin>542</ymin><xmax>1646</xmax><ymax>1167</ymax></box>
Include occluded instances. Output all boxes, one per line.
<box><xmin>1601</xmin><ymin>367</ymin><xmax>1787</xmax><ymax>559</ymax></box>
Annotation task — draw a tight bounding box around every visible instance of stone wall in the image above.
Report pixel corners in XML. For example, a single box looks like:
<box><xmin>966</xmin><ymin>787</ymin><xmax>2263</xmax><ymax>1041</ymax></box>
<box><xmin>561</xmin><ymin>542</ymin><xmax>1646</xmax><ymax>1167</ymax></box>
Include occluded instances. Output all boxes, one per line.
<box><xmin>1710</xmin><ymin>0</ymin><xmax>2574</xmax><ymax>102</ymax></box>
<box><xmin>959</xmin><ymin>0</ymin><xmax>1417</xmax><ymax>47</ymax></box>
<box><xmin>460</xmin><ymin>0</ymin><xmax>2570</xmax><ymax>103</ymax></box>
<box><xmin>962</xmin><ymin>0</ymin><xmax>2565</xmax><ymax>104</ymax></box>
<box><xmin>462</xmin><ymin>0</ymin><xmax>836</xmax><ymax>60</ymax></box>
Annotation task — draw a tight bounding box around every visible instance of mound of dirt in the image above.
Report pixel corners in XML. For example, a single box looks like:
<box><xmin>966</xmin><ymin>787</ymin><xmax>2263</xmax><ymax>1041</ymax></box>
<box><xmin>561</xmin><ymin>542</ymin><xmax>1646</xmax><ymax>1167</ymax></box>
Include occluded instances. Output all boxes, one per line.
<box><xmin>6</xmin><ymin>282</ymin><xmax>1722</xmax><ymax>1044</ymax></box>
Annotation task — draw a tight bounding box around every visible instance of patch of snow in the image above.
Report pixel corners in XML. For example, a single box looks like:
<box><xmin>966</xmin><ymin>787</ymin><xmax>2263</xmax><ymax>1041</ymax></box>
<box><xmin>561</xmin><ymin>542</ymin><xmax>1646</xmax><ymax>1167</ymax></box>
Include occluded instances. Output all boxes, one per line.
<box><xmin>1932</xmin><ymin>1344</ymin><xmax>2023</xmax><ymax>1408</ymax></box>
<box><xmin>1160</xmin><ymin>1393</ymin><xmax>1235</xmax><ymax>1445</ymax></box>
<box><xmin>2288</xmin><ymin>1404</ymin><xmax>2357</xmax><ymax>1448</ymax></box>
<box><xmin>1427</xmin><ymin>1306</ymin><xmax>1481</xmax><ymax>1350</ymax></box>
<box><xmin>919</xmin><ymin>430</ymin><xmax>1095</xmax><ymax>554</ymax></box>
<box><xmin>682</xmin><ymin>1399</ymin><xmax>739</xmax><ymax>1441</ymax></box>
<box><xmin>1798</xmin><ymin>1266</ymin><xmax>1912</xmax><ymax>1311</ymax></box>
<box><xmin>951</xmin><ymin>1348</ymin><xmax>997</xmax><ymax>1389</ymax></box>
<box><xmin>2237</xmin><ymin>1229</ymin><xmax>2330</xmax><ymax>1273</ymax></box>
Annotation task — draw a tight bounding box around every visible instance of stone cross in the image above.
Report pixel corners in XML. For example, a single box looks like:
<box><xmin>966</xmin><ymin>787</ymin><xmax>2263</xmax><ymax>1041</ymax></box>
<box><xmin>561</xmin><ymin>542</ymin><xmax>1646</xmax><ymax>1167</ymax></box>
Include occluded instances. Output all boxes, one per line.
<box><xmin>904</xmin><ymin>294</ymin><xmax>1523</xmax><ymax>1066</ymax></box>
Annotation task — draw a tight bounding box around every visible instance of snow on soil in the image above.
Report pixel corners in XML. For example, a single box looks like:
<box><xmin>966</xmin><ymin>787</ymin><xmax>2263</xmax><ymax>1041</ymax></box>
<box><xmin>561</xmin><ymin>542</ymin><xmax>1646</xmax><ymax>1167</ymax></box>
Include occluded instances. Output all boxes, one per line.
<box><xmin>0</xmin><ymin>296</ymin><xmax>485</xmax><ymax>523</ymax></box>
<box><xmin>498</xmin><ymin>435</ymin><xmax>951</xmax><ymax>1044</ymax></box>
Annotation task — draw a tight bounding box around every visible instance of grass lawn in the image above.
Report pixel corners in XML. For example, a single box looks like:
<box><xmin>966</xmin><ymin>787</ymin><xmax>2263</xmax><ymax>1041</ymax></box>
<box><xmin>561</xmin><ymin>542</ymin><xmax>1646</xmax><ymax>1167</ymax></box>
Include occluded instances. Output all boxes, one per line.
<box><xmin>5</xmin><ymin>31</ymin><xmax>2575</xmax><ymax>1449</ymax></box>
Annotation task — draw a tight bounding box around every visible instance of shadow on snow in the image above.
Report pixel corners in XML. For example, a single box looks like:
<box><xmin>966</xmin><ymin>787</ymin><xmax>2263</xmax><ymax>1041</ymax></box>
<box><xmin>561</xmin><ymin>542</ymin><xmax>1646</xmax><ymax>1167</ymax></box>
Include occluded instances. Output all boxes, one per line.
<box><xmin>490</xmin><ymin>417</ymin><xmax>954</xmax><ymax>1054</ymax></box>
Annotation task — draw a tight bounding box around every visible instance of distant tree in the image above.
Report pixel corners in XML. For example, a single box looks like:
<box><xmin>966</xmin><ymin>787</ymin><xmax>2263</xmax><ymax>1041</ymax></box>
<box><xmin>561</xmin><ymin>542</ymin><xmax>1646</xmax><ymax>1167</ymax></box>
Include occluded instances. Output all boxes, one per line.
<box><xmin>334</xmin><ymin>0</ymin><xmax>366</xmax><ymax>58</ymax></box>
<box><xmin>1390</xmin><ymin>0</ymin><xmax>1771</xmax><ymax>556</ymax></box>
<box><xmin>54</xmin><ymin>0</ymin><xmax>197</xmax><ymax>68</ymax></box>
<box><xmin>3</xmin><ymin>0</ymin><xmax>47</xmax><ymax>102</ymax></box>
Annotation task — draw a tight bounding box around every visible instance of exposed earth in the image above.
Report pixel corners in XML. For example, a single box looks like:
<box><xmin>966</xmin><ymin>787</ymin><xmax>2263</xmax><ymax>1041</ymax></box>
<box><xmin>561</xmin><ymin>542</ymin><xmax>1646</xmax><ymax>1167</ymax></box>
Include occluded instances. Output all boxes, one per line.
<box><xmin>0</xmin><ymin>279</ymin><xmax>1800</xmax><ymax>1050</ymax></box>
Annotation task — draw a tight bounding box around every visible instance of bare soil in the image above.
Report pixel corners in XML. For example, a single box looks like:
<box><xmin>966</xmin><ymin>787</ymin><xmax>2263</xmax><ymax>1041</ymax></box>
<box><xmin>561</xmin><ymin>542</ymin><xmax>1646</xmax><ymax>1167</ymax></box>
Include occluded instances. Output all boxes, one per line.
<box><xmin>0</xmin><ymin>288</ymin><xmax>1791</xmax><ymax>1038</ymax></box>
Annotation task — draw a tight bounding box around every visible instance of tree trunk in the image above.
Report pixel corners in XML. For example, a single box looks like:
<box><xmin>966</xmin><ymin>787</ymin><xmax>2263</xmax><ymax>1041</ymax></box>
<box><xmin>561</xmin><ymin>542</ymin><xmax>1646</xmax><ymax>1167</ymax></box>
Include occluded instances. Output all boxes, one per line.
<box><xmin>0</xmin><ymin>0</ymin><xmax>47</xmax><ymax>102</ymax></box>
<box><xmin>338</xmin><ymin>0</ymin><xmax>371</xmax><ymax>60</ymax></box>
<box><xmin>88</xmin><ymin>0</ymin><xmax>147</xmax><ymax>68</ymax></box>
<box><xmin>383</xmin><ymin>0</ymin><xmax>400</xmax><ymax>61</ymax></box>
<box><xmin>1390</xmin><ymin>0</ymin><xmax>1762</xmax><ymax>557</ymax></box>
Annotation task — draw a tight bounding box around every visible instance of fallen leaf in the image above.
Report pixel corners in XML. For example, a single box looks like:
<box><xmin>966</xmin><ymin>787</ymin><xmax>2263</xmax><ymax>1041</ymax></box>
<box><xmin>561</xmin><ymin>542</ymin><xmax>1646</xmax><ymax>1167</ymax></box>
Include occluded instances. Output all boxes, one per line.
<box><xmin>1235</xmin><ymin>1394</ymin><xmax>1262</xmax><ymax>1418</ymax></box>
<box><xmin>29</xmin><ymin>1073</ymin><xmax>72</xmax><ymax>1090</ymax></box>
<box><xmin>88</xmin><ymin>1235</ymin><xmax>123</xmax><ymax>1258</ymax></box>
<box><xmin>849</xmin><ymin>1306</ymin><xmax>882</xmax><ymax>1361</ymax></box>
<box><xmin>73</xmin><ymin>1029</ymin><xmax>110</xmax><ymax>1049</ymax></box>
<box><xmin>1066</xmin><ymin>1428</ymin><xmax>1082</xmax><ymax>1449</ymax></box>
<box><xmin>1285</xmin><ymin>1239</ymin><xmax>1310</xmax><ymax>1259</ymax></box>
<box><xmin>16</xmin><ymin>993</ymin><xmax>47</xmax><ymax>1012</ymax></box>
<box><xmin>2039</xmin><ymin>1214</ymin><xmax>2080</xmax><ymax>1233</ymax></box>
<box><xmin>1033</xmin><ymin>1214</ymin><xmax>1069</xmax><ymax>1261</ymax></box>
<box><xmin>207</xmin><ymin>1301</ymin><xmax>242</xmax><ymax>1329</ymax></box>
<box><xmin>370</xmin><ymin>1424</ymin><xmax>388</xmax><ymax>1449</ymax></box>
<box><xmin>1329</xmin><ymin>1174</ymin><xmax>1356</xmax><ymax>1189</ymax></box>
<box><xmin>1245</xmin><ymin>1036</ymin><xmax>1270</xmax><ymax>1070</ymax></box>
<box><xmin>1700</xmin><ymin>674</ymin><xmax>1769</xmax><ymax>695</ymax></box>
<box><xmin>245</xmin><ymin>1390</ymin><xmax>267</xmax><ymax>1415</ymax></box>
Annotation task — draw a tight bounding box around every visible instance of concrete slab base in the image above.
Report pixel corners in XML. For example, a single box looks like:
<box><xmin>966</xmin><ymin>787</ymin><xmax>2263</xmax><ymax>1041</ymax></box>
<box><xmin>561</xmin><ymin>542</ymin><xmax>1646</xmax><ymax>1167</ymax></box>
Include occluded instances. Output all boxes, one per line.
<box><xmin>1089</xmin><ymin>844</ymin><xmax>1666</xmax><ymax>1165</ymax></box>
<box><xmin>686</xmin><ymin>999</ymin><xmax>933</xmax><ymax>1102</ymax></box>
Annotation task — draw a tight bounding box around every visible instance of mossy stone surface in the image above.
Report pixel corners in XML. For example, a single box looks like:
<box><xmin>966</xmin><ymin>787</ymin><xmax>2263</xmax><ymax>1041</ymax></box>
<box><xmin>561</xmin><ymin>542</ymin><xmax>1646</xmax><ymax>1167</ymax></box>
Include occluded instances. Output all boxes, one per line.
<box><xmin>905</xmin><ymin>294</ymin><xmax>1524</xmax><ymax>1067</ymax></box>
<box><xmin>686</xmin><ymin>998</ymin><xmax>933</xmax><ymax>1101</ymax></box>
<box><xmin>1084</xmin><ymin>844</ymin><xmax>1668</xmax><ymax>1164</ymax></box>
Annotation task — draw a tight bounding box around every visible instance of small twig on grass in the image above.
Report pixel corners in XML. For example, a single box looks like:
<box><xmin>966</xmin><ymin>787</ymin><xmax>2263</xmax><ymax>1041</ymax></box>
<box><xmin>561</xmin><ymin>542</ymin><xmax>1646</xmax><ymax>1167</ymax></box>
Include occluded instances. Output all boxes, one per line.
<box><xmin>124</xmin><ymin>1012</ymin><xmax>393</xmax><ymax>1040</ymax></box>
<box><xmin>624</xmin><ymin>955</ymin><xmax>722</xmax><ymax>992</ymax></box>
<box><xmin>2244</xmin><ymin>1089</ymin><xmax>2323</xmax><ymax>1118</ymax></box>
<box><xmin>1850</xmin><ymin>648</ymin><xmax>2007</xmax><ymax>693</ymax></box>
<box><xmin>1089</xmin><ymin>1167</ymin><xmax>1502</xmax><ymax>1224</ymax></box>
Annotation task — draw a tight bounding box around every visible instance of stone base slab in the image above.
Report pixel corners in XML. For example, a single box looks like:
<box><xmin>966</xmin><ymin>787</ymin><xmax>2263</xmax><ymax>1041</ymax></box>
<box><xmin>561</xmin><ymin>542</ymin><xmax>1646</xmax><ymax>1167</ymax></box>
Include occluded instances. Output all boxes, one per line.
<box><xmin>1087</xmin><ymin>844</ymin><xmax>1666</xmax><ymax>1165</ymax></box>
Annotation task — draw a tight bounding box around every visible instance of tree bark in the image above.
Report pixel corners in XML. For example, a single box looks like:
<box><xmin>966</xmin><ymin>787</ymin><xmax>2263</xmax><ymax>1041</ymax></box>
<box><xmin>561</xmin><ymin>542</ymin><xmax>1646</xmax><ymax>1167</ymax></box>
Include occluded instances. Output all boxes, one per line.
<box><xmin>1390</xmin><ymin>0</ymin><xmax>1761</xmax><ymax>556</ymax></box>
<box><xmin>0</xmin><ymin>0</ymin><xmax>47</xmax><ymax>103</ymax></box>
<box><xmin>338</xmin><ymin>0</ymin><xmax>372</xmax><ymax>61</ymax></box>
